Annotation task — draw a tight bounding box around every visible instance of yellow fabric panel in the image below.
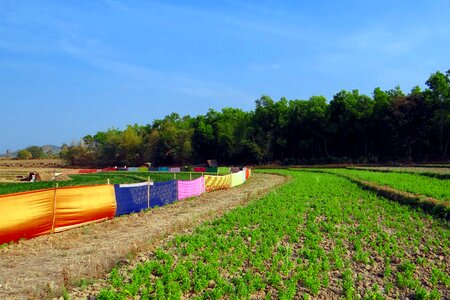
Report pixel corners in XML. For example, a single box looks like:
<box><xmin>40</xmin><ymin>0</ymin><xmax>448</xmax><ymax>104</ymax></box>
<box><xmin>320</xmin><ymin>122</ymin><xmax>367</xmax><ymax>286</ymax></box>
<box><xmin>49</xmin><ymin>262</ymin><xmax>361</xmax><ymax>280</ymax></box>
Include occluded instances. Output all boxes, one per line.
<box><xmin>204</xmin><ymin>174</ymin><xmax>232</xmax><ymax>192</ymax></box>
<box><xmin>231</xmin><ymin>171</ymin><xmax>245</xmax><ymax>187</ymax></box>
<box><xmin>0</xmin><ymin>189</ymin><xmax>54</xmax><ymax>244</ymax></box>
<box><xmin>54</xmin><ymin>185</ymin><xmax>116</xmax><ymax>232</ymax></box>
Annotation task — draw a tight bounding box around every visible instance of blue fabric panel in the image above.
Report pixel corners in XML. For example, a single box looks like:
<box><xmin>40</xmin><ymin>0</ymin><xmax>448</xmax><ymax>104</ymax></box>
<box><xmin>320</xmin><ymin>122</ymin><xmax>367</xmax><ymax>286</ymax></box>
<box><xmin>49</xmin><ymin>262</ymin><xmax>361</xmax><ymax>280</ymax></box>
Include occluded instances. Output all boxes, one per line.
<box><xmin>149</xmin><ymin>167</ymin><xmax>158</xmax><ymax>171</ymax></box>
<box><xmin>127</xmin><ymin>167</ymin><xmax>138</xmax><ymax>172</ymax></box>
<box><xmin>150</xmin><ymin>180</ymin><xmax>178</xmax><ymax>208</ymax></box>
<box><xmin>158</xmin><ymin>167</ymin><xmax>169</xmax><ymax>172</ymax></box>
<box><xmin>114</xmin><ymin>182</ymin><xmax>149</xmax><ymax>216</ymax></box>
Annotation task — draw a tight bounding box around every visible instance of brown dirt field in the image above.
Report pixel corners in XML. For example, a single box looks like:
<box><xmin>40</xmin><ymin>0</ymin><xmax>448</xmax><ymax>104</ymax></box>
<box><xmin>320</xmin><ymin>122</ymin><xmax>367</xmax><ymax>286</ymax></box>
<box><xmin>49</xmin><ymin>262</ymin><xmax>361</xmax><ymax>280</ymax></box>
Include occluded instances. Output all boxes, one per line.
<box><xmin>0</xmin><ymin>173</ymin><xmax>286</xmax><ymax>299</ymax></box>
<box><xmin>0</xmin><ymin>159</ymin><xmax>80</xmax><ymax>182</ymax></box>
<box><xmin>0</xmin><ymin>158</ymin><xmax>66</xmax><ymax>169</ymax></box>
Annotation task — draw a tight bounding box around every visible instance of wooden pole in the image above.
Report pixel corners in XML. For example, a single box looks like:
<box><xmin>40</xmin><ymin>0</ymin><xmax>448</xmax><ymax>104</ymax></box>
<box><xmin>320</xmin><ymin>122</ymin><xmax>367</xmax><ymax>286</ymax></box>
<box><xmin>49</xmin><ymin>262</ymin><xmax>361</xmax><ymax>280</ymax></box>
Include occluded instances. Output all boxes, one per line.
<box><xmin>147</xmin><ymin>176</ymin><xmax>150</xmax><ymax>209</ymax></box>
<box><xmin>51</xmin><ymin>183</ymin><xmax>58</xmax><ymax>234</ymax></box>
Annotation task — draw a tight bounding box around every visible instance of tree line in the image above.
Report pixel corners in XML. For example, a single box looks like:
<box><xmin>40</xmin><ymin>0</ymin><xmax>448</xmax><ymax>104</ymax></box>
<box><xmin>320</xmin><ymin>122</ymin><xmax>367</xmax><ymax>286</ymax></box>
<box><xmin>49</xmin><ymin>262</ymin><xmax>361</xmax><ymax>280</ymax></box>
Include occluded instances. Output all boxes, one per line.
<box><xmin>60</xmin><ymin>70</ymin><xmax>450</xmax><ymax>166</ymax></box>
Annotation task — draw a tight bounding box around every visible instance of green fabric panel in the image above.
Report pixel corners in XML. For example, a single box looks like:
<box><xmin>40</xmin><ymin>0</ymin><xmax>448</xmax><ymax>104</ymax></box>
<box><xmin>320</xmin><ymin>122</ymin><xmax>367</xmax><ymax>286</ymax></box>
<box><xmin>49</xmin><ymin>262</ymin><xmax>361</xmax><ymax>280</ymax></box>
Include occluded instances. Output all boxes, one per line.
<box><xmin>206</xmin><ymin>167</ymin><xmax>218</xmax><ymax>173</ymax></box>
<box><xmin>218</xmin><ymin>167</ymin><xmax>230</xmax><ymax>174</ymax></box>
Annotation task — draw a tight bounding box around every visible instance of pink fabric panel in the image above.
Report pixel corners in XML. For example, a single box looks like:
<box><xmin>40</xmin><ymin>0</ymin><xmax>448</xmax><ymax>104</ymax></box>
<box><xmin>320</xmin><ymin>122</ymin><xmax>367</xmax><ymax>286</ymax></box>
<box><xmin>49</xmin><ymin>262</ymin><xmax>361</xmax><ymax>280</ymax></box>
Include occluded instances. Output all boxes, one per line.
<box><xmin>177</xmin><ymin>176</ymin><xmax>205</xmax><ymax>200</ymax></box>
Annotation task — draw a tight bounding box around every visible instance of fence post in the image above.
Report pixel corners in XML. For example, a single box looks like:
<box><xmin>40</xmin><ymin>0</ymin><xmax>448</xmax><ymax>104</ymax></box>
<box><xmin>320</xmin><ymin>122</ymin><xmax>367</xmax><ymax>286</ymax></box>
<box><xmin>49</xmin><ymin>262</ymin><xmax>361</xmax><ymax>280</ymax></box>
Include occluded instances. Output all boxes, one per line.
<box><xmin>173</xmin><ymin>173</ymin><xmax>176</xmax><ymax>180</ymax></box>
<box><xmin>190</xmin><ymin>172</ymin><xmax>192</xmax><ymax>180</ymax></box>
<box><xmin>51</xmin><ymin>183</ymin><xmax>58</xmax><ymax>234</ymax></box>
<box><xmin>147</xmin><ymin>176</ymin><xmax>150</xmax><ymax>209</ymax></box>
<box><xmin>107</xmin><ymin>178</ymin><xmax>110</xmax><ymax>185</ymax></box>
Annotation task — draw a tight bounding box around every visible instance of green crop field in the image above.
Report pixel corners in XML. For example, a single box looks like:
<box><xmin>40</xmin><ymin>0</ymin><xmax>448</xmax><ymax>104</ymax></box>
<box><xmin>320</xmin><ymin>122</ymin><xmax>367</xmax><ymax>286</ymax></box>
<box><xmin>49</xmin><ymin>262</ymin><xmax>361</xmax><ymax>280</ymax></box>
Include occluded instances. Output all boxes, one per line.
<box><xmin>350</xmin><ymin>166</ymin><xmax>450</xmax><ymax>179</ymax></box>
<box><xmin>315</xmin><ymin>169</ymin><xmax>450</xmax><ymax>203</ymax></box>
<box><xmin>92</xmin><ymin>170</ymin><xmax>449</xmax><ymax>299</ymax></box>
<box><xmin>0</xmin><ymin>172</ymin><xmax>202</xmax><ymax>196</ymax></box>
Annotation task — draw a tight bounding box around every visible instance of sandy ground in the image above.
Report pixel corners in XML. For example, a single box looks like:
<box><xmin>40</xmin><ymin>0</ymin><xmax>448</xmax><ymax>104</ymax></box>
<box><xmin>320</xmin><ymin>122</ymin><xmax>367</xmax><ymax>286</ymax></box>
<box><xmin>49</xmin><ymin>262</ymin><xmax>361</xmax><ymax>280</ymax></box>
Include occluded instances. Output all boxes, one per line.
<box><xmin>0</xmin><ymin>173</ymin><xmax>286</xmax><ymax>299</ymax></box>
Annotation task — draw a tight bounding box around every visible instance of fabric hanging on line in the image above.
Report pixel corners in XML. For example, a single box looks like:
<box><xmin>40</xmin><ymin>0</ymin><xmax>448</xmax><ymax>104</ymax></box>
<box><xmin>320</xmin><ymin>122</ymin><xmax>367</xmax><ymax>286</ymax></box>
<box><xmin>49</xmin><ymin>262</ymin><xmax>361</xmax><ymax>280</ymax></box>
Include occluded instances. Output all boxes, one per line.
<box><xmin>150</xmin><ymin>180</ymin><xmax>178</xmax><ymax>207</ymax></box>
<box><xmin>206</xmin><ymin>167</ymin><xmax>218</xmax><ymax>173</ymax></box>
<box><xmin>0</xmin><ymin>189</ymin><xmax>55</xmax><ymax>244</ymax></box>
<box><xmin>138</xmin><ymin>167</ymin><xmax>148</xmax><ymax>172</ymax></box>
<box><xmin>177</xmin><ymin>176</ymin><xmax>205</xmax><ymax>200</ymax></box>
<box><xmin>53</xmin><ymin>185</ymin><xmax>116</xmax><ymax>233</ymax></box>
<box><xmin>231</xmin><ymin>171</ymin><xmax>245</xmax><ymax>187</ymax></box>
<box><xmin>79</xmin><ymin>169</ymin><xmax>98</xmax><ymax>174</ymax></box>
<box><xmin>158</xmin><ymin>167</ymin><xmax>169</xmax><ymax>172</ymax></box>
<box><xmin>149</xmin><ymin>167</ymin><xmax>158</xmax><ymax>171</ymax></box>
<box><xmin>218</xmin><ymin>167</ymin><xmax>231</xmax><ymax>174</ymax></box>
<box><xmin>230</xmin><ymin>167</ymin><xmax>240</xmax><ymax>173</ymax></box>
<box><xmin>193</xmin><ymin>167</ymin><xmax>206</xmax><ymax>172</ymax></box>
<box><xmin>127</xmin><ymin>167</ymin><xmax>138</xmax><ymax>172</ymax></box>
<box><xmin>102</xmin><ymin>167</ymin><xmax>117</xmax><ymax>172</ymax></box>
<box><xmin>169</xmin><ymin>167</ymin><xmax>181</xmax><ymax>172</ymax></box>
<box><xmin>204</xmin><ymin>174</ymin><xmax>232</xmax><ymax>192</ymax></box>
<box><xmin>114</xmin><ymin>182</ymin><xmax>149</xmax><ymax>216</ymax></box>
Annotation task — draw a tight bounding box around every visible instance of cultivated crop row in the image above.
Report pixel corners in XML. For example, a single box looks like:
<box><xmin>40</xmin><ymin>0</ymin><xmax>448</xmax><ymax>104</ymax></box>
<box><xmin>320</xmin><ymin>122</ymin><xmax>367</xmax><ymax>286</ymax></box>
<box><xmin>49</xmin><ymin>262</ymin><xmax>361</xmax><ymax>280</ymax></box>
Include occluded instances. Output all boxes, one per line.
<box><xmin>318</xmin><ymin>169</ymin><xmax>450</xmax><ymax>203</ymax></box>
<box><xmin>350</xmin><ymin>166</ymin><xmax>450</xmax><ymax>179</ymax></box>
<box><xmin>89</xmin><ymin>170</ymin><xmax>449</xmax><ymax>299</ymax></box>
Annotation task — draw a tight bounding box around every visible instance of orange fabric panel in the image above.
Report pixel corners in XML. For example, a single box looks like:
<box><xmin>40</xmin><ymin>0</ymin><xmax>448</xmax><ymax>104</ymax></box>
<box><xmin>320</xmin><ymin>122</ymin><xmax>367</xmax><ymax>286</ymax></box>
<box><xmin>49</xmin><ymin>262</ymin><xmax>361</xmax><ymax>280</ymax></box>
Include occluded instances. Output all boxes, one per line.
<box><xmin>0</xmin><ymin>189</ymin><xmax>55</xmax><ymax>244</ymax></box>
<box><xmin>54</xmin><ymin>185</ymin><xmax>116</xmax><ymax>233</ymax></box>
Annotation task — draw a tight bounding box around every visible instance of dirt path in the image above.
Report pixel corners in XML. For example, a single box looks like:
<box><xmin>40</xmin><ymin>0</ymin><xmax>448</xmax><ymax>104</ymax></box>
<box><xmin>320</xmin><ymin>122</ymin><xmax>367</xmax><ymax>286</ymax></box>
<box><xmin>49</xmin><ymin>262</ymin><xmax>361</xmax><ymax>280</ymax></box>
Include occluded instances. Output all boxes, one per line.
<box><xmin>0</xmin><ymin>173</ymin><xmax>286</xmax><ymax>299</ymax></box>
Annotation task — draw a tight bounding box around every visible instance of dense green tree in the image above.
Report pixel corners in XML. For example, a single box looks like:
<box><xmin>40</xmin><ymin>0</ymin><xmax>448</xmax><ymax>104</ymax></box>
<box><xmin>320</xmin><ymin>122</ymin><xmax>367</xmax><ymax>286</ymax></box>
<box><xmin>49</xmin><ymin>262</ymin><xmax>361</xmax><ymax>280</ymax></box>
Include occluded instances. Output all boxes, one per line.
<box><xmin>24</xmin><ymin>146</ymin><xmax>45</xmax><ymax>159</ymax></box>
<box><xmin>17</xmin><ymin>149</ymin><xmax>32</xmax><ymax>160</ymax></box>
<box><xmin>60</xmin><ymin>69</ymin><xmax>450</xmax><ymax>166</ymax></box>
<box><xmin>425</xmin><ymin>70</ymin><xmax>450</xmax><ymax>158</ymax></box>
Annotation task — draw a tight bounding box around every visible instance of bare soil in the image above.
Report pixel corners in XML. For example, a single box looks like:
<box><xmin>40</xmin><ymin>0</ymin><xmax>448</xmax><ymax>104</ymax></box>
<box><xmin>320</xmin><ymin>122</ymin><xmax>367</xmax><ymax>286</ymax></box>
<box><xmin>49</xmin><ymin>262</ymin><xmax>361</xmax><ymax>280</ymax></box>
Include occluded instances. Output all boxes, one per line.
<box><xmin>0</xmin><ymin>159</ymin><xmax>79</xmax><ymax>182</ymax></box>
<box><xmin>0</xmin><ymin>173</ymin><xmax>286</xmax><ymax>299</ymax></box>
<box><xmin>0</xmin><ymin>158</ymin><xmax>66</xmax><ymax>169</ymax></box>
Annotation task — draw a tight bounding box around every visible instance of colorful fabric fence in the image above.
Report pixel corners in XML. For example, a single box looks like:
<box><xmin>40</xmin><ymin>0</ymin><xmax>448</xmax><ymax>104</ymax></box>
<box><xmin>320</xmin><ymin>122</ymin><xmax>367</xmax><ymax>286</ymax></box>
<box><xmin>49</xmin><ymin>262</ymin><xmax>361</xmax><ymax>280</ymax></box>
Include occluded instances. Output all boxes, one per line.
<box><xmin>1</xmin><ymin>166</ymin><xmax>251</xmax><ymax>244</ymax></box>
<box><xmin>53</xmin><ymin>185</ymin><xmax>116</xmax><ymax>232</ymax></box>
<box><xmin>102</xmin><ymin>167</ymin><xmax>117</xmax><ymax>172</ymax></box>
<box><xmin>150</xmin><ymin>180</ymin><xmax>178</xmax><ymax>207</ymax></box>
<box><xmin>138</xmin><ymin>167</ymin><xmax>148</xmax><ymax>172</ymax></box>
<box><xmin>0</xmin><ymin>189</ymin><xmax>55</xmax><ymax>245</ymax></box>
<box><xmin>231</xmin><ymin>171</ymin><xmax>245</xmax><ymax>187</ymax></box>
<box><xmin>204</xmin><ymin>174</ymin><xmax>231</xmax><ymax>192</ymax></box>
<box><xmin>0</xmin><ymin>185</ymin><xmax>117</xmax><ymax>243</ymax></box>
<box><xmin>169</xmin><ymin>167</ymin><xmax>181</xmax><ymax>172</ymax></box>
<box><xmin>177</xmin><ymin>176</ymin><xmax>205</xmax><ymax>200</ymax></box>
<box><xmin>114</xmin><ymin>182</ymin><xmax>150</xmax><ymax>216</ymax></box>
<box><xmin>193</xmin><ymin>167</ymin><xmax>206</xmax><ymax>172</ymax></box>
<box><xmin>127</xmin><ymin>167</ymin><xmax>138</xmax><ymax>172</ymax></box>
<box><xmin>218</xmin><ymin>167</ymin><xmax>231</xmax><ymax>174</ymax></box>
<box><xmin>79</xmin><ymin>169</ymin><xmax>99</xmax><ymax>174</ymax></box>
<box><xmin>158</xmin><ymin>167</ymin><xmax>169</xmax><ymax>172</ymax></box>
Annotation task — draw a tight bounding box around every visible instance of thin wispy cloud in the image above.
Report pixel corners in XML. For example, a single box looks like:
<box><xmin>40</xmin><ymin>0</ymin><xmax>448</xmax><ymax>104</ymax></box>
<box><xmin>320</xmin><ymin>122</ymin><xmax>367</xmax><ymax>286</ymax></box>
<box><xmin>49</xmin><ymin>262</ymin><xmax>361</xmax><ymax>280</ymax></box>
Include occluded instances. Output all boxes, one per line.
<box><xmin>1</xmin><ymin>0</ymin><xmax>450</xmax><ymax>152</ymax></box>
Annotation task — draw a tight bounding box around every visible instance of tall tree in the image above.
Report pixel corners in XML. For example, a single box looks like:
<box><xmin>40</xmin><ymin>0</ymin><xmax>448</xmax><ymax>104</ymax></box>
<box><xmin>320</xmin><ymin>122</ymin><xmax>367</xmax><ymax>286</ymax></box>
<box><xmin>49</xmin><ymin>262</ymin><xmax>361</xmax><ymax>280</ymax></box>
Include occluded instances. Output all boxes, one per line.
<box><xmin>425</xmin><ymin>70</ymin><xmax>450</xmax><ymax>158</ymax></box>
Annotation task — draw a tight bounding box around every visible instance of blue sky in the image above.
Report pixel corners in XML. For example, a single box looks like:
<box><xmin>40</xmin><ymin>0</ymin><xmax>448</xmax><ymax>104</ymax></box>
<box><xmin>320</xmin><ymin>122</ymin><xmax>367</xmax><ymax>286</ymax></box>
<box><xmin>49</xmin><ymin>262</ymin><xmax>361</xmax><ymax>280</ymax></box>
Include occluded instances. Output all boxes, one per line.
<box><xmin>1</xmin><ymin>0</ymin><xmax>450</xmax><ymax>153</ymax></box>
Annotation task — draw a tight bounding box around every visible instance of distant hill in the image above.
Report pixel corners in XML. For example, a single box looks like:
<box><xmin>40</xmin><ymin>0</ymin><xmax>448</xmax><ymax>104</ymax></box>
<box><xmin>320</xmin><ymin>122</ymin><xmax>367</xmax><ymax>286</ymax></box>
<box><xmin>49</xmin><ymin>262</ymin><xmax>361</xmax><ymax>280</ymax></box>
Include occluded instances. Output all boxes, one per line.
<box><xmin>1</xmin><ymin>145</ymin><xmax>62</xmax><ymax>158</ymax></box>
<box><xmin>41</xmin><ymin>145</ymin><xmax>62</xmax><ymax>155</ymax></box>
